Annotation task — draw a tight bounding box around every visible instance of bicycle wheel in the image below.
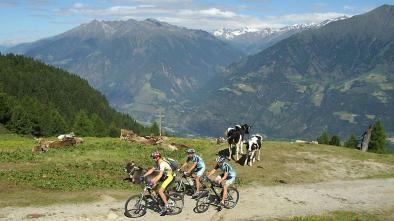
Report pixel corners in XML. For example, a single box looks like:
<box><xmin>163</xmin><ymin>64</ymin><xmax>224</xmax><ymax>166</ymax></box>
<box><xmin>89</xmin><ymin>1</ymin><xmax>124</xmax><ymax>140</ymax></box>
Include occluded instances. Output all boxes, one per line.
<box><xmin>167</xmin><ymin>192</ymin><xmax>184</xmax><ymax>215</ymax></box>
<box><xmin>124</xmin><ymin>195</ymin><xmax>147</xmax><ymax>218</ymax></box>
<box><xmin>224</xmin><ymin>187</ymin><xmax>239</xmax><ymax>209</ymax></box>
<box><xmin>172</xmin><ymin>180</ymin><xmax>186</xmax><ymax>196</ymax></box>
<box><xmin>195</xmin><ymin>191</ymin><xmax>211</xmax><ymax>213</ymax></box>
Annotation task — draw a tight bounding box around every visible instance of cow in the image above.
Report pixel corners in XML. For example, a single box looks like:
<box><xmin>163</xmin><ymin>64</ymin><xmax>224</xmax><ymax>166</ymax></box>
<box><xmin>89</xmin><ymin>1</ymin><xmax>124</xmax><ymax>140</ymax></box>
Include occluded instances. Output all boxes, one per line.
<box><xmin>225</xmin><ymin>124</ymin><xmax>251</xmax><ymax>161</ymax></box>
<box><xmin>57</xmin><ymin>132</ymin><xmax>75</xmax><ymax>140</ymax></box>
<box><xmin>243</xmin><ymin>134</ymin><xmax>263</xmax><ymax>166</ymax></box>
<box><xmin>74</xmin><ymin>137</ymin><xmax>84</xmax><ymax>144</ymax></box>
<box><xmin>48</xmin><ymin>137</ymin><xmax>76</xmax><ymax>148</ymax></box>
<box><xmin>32</xmin><ymin>145</ymin><xmax>48</xmax><ymax>153</ymax></box>
<box><xmin>124</xmin><ymin>161</ymin><xmax>161</xmax><ymax>184</ymax></box>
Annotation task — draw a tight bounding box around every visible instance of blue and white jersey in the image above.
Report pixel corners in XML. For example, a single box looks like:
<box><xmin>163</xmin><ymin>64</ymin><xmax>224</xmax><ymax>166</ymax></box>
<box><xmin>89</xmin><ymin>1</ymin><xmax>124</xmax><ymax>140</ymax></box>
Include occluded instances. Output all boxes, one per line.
<box><xmin>187</xmin><ymin>154</ymin><xmax>205</xmax><ymax>170</ymax></box>
<box><xmin>215</xmin><ymin>162</ymin><xmax>236</xmax><ymax>179</ymax></box>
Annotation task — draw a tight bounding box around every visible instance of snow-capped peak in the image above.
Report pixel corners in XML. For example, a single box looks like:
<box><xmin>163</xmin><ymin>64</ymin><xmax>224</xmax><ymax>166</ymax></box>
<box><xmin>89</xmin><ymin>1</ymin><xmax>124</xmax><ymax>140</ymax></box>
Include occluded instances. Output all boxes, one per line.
<box><xmin>213</xmin><ymin>16</ymin><xmax>349</xmax><ymax>40</ymax></box>
<box><xmin>213</xmin><ymin>26</ymin><xmax>261</xmax><ymax>39</ymax></box>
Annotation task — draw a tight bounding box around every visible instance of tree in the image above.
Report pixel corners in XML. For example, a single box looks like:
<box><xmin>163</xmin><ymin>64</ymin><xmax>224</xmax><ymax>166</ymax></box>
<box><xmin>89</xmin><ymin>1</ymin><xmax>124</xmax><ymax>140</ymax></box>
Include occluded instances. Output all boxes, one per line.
<box><xmin>0</xmin><ymin>93</ymin><xmax>12</xmax><ymax>124</ymax></box>
<box><xmin>317</xmin><ymin>130</ymin><xmax>330</xmax><ymax>145</ymax></box>
<box><xmin>108</xmin><ymin>122</ymin><xmax>119</xmax><ymax>137</ymax></box>
<box><xmin>149</xmin><ymin>121</ymin><xmax>160</xmax><ymax>135</ymax></box>
<box><xmin>73</xmin><ymin>110</ymin><xmax>94</xmax><ymax>136</ymax></box>
<box><xmin>8</xmin><ymin>104</ymin><xmax>33</xmax><ymax>135</ymax></box>
<box><xmin>91</xmin><ymin>114</ymin><xmax>107</xmax><ymax>137</ymax></box>
<box><xmin>369</xmin><ymin>120</ymin><xmax>387</xmax><ymax>153</ymax></box>
<box><xmin>329</xmin><ymin>135</ymin><xmax>341</xmax><ymax>146</ymax></box>
<box><xmin>344</xmin><ymin>134</ymin><xmax>358</xmax><ymax>148</ymax></box>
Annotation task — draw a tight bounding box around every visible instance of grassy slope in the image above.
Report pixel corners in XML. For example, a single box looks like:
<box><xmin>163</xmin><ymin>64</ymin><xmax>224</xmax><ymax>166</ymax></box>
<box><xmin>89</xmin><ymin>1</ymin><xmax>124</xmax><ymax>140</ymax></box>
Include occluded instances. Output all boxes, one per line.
<box><xmin>1</xmin><ymin>134</ymin><xmax>393</xmax><ymax>207</ymax></box>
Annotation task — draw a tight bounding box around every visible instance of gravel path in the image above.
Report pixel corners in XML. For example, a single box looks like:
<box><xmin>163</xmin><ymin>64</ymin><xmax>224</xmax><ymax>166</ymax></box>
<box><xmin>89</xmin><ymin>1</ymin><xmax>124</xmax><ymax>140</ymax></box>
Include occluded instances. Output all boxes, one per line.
<box><xmin>1</xmin><ymin>178</ymin><xmax>393</xmax><ymax>221</ymax></box>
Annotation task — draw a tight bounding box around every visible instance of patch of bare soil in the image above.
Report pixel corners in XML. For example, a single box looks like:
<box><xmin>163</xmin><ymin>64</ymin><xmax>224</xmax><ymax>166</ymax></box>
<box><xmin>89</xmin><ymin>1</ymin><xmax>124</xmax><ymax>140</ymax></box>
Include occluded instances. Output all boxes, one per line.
<box><xmin>0</xmin><ymin>178</ymin><xmax>393</xmax><ymax>221</ymax></box>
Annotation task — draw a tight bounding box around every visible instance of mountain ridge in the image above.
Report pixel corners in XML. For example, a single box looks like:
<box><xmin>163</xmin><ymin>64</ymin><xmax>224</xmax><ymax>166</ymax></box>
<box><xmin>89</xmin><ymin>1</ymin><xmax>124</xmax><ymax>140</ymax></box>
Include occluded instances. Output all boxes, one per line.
<box><xmin>181</xmin><ymin>5</ymin><xmax>394</xmax><ymax>139</ymax></box>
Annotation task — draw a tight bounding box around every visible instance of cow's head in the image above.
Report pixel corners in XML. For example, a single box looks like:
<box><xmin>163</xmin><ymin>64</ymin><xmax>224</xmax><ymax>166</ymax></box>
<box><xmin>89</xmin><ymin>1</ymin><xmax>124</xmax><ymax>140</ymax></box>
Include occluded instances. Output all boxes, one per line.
<box><xmin>242</xmin><ymin>124</ymin><xmax>251</xmax><ymax>134</ymax></box>
<box><xmin>124</xmin><ymin>161</ymin><xmax>138</xmax><ymax>176</ymax></box>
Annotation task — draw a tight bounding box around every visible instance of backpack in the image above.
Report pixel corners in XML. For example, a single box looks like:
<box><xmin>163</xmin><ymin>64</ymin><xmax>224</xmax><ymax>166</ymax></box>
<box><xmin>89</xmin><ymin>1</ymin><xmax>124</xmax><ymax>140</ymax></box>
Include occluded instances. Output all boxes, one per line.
<box><xmin>163</xmin><ymin>157</ymin><xmax>179</xmax><ymax>171</ymax></box>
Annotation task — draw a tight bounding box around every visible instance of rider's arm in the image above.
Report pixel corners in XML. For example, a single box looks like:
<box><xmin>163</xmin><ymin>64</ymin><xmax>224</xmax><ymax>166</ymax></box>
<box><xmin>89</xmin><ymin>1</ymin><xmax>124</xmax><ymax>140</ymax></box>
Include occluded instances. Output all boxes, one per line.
<box><xmin>207</xmin><ymin>168</ymin><xmax>216</xmax><ymax>177</ymax></box>
<box><xmin>143</xmin><ymin>167</ymin><xmax>155</xmax><ymax>177</ymax></box>
<box><xmin>152</xmin><ymin>170</ymin><xmax>163</xmax><ymax>184</ymax></box>
<box><xmin>220</xmin><ymin>172</ymin><xmax>228</xmax><ymax>183</ymax></box>
<box><xmin>187</xmin><ymin>162</ymin><xmax>197</xmax><ymax>174</ymax></box>
<box><xmin>180</xmin><ymin>162</ymin><xmax>188</xmax><ymax>170</ymax></box>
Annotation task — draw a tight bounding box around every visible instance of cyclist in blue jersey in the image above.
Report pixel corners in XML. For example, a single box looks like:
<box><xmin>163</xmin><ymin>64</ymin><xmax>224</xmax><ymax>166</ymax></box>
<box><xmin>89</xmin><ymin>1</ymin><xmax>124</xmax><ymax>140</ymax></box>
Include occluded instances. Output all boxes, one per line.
<box><xmin>207</xmin><ymin>156</ymin><xmax>237</xmax><ymax>207</ymax></box>
<box><xmin>179</xmin><ymin>148</ymin><xmax>206</xmax><ymax>198</ymax></box>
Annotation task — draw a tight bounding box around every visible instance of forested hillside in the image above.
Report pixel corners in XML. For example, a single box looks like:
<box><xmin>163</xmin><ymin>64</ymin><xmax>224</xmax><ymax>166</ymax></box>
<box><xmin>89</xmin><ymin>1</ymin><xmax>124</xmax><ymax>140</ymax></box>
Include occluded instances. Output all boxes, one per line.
<box><xmin>0</xmin><ymin>54</ymin><xmax>154</xmax><ymax>137</ymax></box>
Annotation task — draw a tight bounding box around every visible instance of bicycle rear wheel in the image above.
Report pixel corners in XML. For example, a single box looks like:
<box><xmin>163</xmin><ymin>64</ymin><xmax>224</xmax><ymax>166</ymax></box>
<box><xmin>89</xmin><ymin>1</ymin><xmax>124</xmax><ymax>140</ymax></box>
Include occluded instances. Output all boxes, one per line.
<box><xmin>224</xmin><ymin>187</ymin><xmax>239</xmax><ymax>209</ymax></box>
<box><xmin>195</xmin><ymin>191</ymin><xmax>211</xmax><ymax>213</ymax></box>
<box><xmin>124</xmin><ymin>195</ymin><xmax>147</xmax><ymax>218</ymax></box>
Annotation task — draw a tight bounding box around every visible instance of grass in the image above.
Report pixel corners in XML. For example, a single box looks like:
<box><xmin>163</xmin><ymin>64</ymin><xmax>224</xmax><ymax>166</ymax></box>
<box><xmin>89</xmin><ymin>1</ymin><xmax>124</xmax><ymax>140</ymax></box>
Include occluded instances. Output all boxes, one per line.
<box><xmin>1</xmin><ymin>134</ymin><xmax>394</xmax><ymax>207</ymax></box>
<box><xmin>268</xmin><ymin>209</ymin><xmax>394</xmax><ymax>221</ymax></box>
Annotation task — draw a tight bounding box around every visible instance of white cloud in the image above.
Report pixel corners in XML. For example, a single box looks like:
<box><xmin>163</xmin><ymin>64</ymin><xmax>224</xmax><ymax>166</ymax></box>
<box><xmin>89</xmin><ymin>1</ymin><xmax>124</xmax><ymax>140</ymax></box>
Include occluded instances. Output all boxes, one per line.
<box><xmin>177</xmin><ymin>8</ymin><xmax>237</xmax><ymax>18</ymax></box>
<box><xmin>273</xmin><ymin>12</ymin><xmax>350</xmax><ymax>25</ymax></box>
<box><xmin>53</xmin><ymin>3</ymin><xmax>350</xmax><ymax>30</ymax></box>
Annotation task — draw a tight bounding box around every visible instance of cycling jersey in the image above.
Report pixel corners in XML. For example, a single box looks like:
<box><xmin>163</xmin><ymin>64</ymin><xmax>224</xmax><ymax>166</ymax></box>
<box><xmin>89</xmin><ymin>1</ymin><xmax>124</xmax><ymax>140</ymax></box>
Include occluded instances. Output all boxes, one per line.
<box><xmin>157</xmin><ymin>159</ymin><xmax>173</xmax><ymax>176</ymax></box>
<box><xmin>187</xmin><ymin>154</ymin><xmax>205</xmax><ymax>170</ymax></box>
<box><xmin>215</xmin><ymin>162</ymin><xmax>236</xmax><ymax>179</ymax></box>
<box><xmin>157</xmin><ymin>159</ymin><xmax>173</xmax><ymax>189</ymax></box>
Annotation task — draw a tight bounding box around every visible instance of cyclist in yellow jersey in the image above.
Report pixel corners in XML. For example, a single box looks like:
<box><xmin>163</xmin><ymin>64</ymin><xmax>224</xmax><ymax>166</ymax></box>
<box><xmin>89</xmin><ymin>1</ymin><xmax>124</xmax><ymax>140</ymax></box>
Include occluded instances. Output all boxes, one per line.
<box><xmin>142</xmin><ymin>151</ymin><xmax>173</xmax><ymax>215</ymax></box>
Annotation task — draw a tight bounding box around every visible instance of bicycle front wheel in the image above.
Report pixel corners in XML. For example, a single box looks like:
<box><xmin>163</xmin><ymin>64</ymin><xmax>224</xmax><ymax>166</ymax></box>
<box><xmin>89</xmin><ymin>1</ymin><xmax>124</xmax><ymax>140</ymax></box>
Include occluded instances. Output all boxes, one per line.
<box><xmin>224</xmin><ymin>187</ymin><xmax>239</xmax><ymax>209</ymax></box>
<box><xmin>124</xmin><ymin>195</ymin><xmax>147</xmax><ymax>218</ymax></box>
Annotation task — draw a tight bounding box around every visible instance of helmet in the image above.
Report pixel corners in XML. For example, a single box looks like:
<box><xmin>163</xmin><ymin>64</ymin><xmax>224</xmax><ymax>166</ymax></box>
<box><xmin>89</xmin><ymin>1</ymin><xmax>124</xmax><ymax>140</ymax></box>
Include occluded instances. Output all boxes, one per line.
<box><xmin>151</xmin><ymin>151</ymin><xmax>161</xmax><ymax>159</ymax></box>
<box><xmin>216</xmin><ymin>156</ymin><xmax>226</xmax><ymax>163</ymax></box>
<box><xmin>186</xmin><ymin>148</ymin><xmax>195</xmax><ymax>154</ymax></box>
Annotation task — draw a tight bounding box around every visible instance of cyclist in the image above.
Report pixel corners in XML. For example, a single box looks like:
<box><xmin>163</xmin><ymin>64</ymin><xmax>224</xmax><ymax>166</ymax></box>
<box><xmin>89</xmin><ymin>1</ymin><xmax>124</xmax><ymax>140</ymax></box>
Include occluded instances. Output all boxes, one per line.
<box><xmin>207</xmin><ymin>156</ymin><xmax>237</xmax><ymax>209</ymax></box>
<box><xmin>142</xmin><ymin>151</ymin><xmax>173</xmax><ymax>216</ymax></box>
<box><xmin>179</xmin><ymin>148</ymin><xmax>206</xmax><ymax>198</ymax></box>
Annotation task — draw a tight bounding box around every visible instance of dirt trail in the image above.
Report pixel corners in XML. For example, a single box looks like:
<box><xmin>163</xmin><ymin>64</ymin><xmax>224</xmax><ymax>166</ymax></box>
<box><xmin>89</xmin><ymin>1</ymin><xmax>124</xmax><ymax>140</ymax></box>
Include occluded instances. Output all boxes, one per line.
<box><xmin>1</xmin><ymin>178</ymin><xmax>393</xmax><ymax>221</ymax></box>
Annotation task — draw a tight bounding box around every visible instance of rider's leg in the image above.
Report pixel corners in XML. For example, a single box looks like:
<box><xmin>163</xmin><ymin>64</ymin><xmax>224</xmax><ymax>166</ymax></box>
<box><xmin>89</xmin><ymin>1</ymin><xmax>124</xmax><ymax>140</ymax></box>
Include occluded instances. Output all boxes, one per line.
<box><xmin>221</xmin><ymin>184</ymin><xmax>228</xmax><ymax>204</ymax></box>
<box><xmin>158</xmin><ymin>187</ymin><xmax>168</xmax><ymax>205</ymax></box>
<box><xmin>195</xmin><ymin>167</ymin><xmax>205</xmax><ymax>193</ymax></box>
<box><xmin>195</xmin><ymin>176</ymin><xmax>201</xmax><ymax>192</ymax></box>
<box><xmin>221</xmin><ymin>177</ymin><xmax>235</xmax><ymax>204</ymax></box>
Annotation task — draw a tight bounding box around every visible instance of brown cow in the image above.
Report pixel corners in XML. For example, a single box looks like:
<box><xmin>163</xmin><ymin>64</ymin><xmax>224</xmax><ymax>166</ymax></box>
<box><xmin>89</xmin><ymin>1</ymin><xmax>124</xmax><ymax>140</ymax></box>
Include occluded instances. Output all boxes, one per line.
<box><xmin>48</xmin><ymin>137</ymin><xmax>76</xmax><ymax>148</ymax></box>
<box><xmin>74</xmin><ymin>137</ymin><xmax>84</xmax><ymax>144</ymax></box>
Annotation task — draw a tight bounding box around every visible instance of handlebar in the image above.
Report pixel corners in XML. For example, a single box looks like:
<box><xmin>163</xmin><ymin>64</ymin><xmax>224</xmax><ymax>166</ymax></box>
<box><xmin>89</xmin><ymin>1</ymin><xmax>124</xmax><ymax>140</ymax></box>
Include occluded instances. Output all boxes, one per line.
<box><xmin>201</xmin><ymin>175</ymin><xmax>222</xmax><ymax>187</ymax></box>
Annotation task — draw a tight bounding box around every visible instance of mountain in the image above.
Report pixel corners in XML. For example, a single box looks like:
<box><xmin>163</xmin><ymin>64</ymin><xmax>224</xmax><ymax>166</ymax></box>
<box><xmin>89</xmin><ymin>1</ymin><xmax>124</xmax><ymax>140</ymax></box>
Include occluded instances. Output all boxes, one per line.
<box><xmin>7</xmin><ymin>19</ymin><xmax>243</xmax><ymax>127</ymax></box>
<box><xmin>0</xmin><ymin>45</ymin><xmax>9</xmax><ymax>53</ymax></box>
<box><xmin>183</xmin><ymin>5</ymin><xmax>394</xmax><ymax>139</ymax></box>
<box><xmin>0</xmin><ymin>54</ymin><xmax>149</xmax><ymax>137</ymax></box>
<box><xmin>213</xmin><ymin>16</ymin><xmax>348</xmax><ymax>54</ymax></box>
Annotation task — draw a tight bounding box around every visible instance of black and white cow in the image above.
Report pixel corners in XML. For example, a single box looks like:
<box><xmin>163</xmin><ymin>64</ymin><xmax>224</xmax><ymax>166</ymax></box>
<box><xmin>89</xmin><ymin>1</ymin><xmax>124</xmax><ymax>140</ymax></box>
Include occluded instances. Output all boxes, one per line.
<box><xmin>225</xmin><ymin>124</ymin><xmax>251</xmax><ymax>161</ymax></box>
<box><xmin>243</xmin><ymin>134</ymin><xmax>263</xmax><ymax>166</ymax></box>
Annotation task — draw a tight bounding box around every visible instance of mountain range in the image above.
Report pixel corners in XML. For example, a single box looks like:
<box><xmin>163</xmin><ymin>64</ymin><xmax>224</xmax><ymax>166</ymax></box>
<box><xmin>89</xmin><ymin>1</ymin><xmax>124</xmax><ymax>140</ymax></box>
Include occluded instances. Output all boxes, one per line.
<box><xmin>182</xmin><ymin>5</ymin><xmax>394</xmax><ymax>139</ymax></box>
<box><xmin>7</xmin><ymin>19</ymin><xmax>242</xmax><ymax>128</ymax></box>
<box><xmin>6</xmin><ymin>5</ymin><xmax>394</xmax><ymax>139</ymax></box>
<box><xmin>212</xmin><ymin>16</ymin><xmax>348</xmax><ymax>54</ymax></box>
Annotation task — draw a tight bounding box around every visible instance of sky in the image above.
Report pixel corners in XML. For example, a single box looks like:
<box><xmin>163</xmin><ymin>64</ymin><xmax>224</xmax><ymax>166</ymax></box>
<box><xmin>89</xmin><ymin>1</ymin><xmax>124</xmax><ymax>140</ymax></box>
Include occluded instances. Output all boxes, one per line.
<box><xmin>0</xmin><ymin>0</ymin><xmax>393</xmax><ymax>46</ymax></box>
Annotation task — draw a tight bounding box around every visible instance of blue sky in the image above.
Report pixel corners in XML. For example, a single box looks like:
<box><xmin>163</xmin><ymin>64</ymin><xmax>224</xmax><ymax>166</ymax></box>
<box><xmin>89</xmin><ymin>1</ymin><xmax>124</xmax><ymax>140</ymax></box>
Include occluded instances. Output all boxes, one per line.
<box><xmin>0</xmin><ymin>0</ymin><xmax>393</xmax><ymax>45</ymax></box>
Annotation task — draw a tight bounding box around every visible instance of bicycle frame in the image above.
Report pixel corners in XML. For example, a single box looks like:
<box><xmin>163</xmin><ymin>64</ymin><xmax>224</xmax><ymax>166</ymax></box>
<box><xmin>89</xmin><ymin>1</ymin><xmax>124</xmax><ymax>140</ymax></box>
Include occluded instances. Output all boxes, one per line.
<box><xmin>200</xmin><ymin>177</ymin><xmax>223</xmax><ymax>203</ymax></box>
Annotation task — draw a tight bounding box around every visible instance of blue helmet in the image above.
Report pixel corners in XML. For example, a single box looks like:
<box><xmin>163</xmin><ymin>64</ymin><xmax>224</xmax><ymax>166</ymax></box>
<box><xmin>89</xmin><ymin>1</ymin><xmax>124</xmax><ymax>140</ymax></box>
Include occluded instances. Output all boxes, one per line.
<box><xmin>216</xmin><ymin>156</ymin><xmax>226</xmax><ymax>163</ymax></box>
<box><xmin>186</xmin><ymin>148</ymin><xmax>195</xmax><ymax>154</ymax></box>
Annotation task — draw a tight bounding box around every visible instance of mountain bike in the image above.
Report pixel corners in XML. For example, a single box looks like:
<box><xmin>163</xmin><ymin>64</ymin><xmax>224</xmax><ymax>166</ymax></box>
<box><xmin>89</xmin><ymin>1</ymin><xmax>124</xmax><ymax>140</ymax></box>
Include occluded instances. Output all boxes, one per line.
<box><xmin>195</xmin><ymin>175</ymin><xmax>239</xmax><ymax>213</ymax></box>
<box><xmin>172</xmin><ymin>171</ymin><xmax>198</xmax><ymax>196</ymax></box>
<box><xmin>124</xmin><ymin>181</ymin><xmax>184</xmax><ymax>218</ymax></box>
